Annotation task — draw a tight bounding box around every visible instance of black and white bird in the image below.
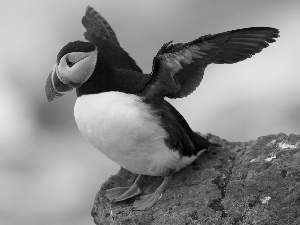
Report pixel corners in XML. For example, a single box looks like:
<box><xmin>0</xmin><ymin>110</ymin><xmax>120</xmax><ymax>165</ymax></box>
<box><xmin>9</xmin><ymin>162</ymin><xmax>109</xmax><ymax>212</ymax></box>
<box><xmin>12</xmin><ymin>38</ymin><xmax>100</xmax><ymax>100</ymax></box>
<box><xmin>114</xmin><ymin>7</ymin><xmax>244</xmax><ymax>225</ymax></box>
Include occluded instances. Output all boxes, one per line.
<box><xmin>45</xmin><ymin>6</ymin><xmax>279</xmax><ymax>210</ymax></box>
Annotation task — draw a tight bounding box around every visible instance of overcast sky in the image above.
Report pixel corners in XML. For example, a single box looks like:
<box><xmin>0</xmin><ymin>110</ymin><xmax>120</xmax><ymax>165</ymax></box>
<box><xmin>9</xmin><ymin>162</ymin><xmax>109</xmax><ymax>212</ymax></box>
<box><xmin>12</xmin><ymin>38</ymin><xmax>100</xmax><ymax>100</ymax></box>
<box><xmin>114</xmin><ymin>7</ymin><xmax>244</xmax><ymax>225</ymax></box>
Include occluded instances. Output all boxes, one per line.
<box><xmin>1</xmin><ymin>1</ymin><xmax>299</xmax><ymax>225</ymax></box>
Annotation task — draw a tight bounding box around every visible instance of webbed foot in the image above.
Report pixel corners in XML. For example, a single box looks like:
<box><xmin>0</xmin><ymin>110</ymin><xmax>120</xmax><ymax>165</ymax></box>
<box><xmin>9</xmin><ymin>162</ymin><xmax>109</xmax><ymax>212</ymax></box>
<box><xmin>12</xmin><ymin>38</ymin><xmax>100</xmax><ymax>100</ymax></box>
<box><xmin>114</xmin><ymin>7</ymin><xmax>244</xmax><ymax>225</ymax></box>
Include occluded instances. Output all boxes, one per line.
<box><xmin>133</xmin><ymin>191</ymin><xmax>163</xmax><ymax>210</ymax></box>
<box><xmin>133</xmin><ymin>176</ymin><xmax>171</xmax><ymax>210</ymax></box>
<box><xmin>104</xmin><ymin>174</ymin><xmax>144</xmax><ymax>201</ymax></box>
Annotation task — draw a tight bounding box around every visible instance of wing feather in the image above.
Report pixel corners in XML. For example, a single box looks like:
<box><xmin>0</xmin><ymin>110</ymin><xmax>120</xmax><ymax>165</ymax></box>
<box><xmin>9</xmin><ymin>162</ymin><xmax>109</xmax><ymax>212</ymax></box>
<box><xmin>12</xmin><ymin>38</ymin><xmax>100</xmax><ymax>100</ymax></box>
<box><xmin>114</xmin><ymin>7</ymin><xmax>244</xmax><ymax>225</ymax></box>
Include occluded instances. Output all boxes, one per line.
<box><xmin>82</xmin><ymin>6</ymin><xmax>120</xmax><ymax>46</ymax></box>
<box><xmin>141</xmin><ymin>27</ymin><xmax>279</xmax><ymax>99</ymax></box>
<box><xmin>82</xmin><ymin>6</ymin><xmax>143</xmax><ymax>73</ymax></box>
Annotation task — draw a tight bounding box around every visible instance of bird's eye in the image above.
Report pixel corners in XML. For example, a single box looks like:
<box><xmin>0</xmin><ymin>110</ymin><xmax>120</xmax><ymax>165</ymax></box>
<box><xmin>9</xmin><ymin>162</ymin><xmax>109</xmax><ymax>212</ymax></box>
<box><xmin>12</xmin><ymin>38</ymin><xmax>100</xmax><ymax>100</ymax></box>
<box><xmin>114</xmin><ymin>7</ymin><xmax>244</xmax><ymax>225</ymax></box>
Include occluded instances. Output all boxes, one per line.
<box><xmin>66</xmin><ymin>58</ymin><xmax>75</xmax><ymax>67</ymax></box>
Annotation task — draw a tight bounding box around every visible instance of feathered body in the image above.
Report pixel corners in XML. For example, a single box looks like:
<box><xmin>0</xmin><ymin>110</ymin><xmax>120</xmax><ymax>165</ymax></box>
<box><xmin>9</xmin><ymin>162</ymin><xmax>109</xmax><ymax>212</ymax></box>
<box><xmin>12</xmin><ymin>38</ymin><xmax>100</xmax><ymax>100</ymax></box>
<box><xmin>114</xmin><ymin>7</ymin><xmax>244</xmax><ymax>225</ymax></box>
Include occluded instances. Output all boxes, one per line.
<box><xmin>45</xmin><ymin>6</ymin><xmax>279</xmax><ymax>210</ymax></box>
<box><xmin>74</xmin><ymin>92</ymin><xmax>201</xmax><ymax>176</ymax></box>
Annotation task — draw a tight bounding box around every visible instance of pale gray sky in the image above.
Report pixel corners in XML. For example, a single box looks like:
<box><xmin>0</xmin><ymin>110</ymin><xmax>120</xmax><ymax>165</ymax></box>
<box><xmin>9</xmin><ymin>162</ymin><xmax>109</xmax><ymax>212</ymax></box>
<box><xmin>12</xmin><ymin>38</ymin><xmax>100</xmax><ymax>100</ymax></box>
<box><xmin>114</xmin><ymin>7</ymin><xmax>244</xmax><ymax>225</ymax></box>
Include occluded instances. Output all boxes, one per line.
<box><xmin>1</xmin><ymin>1</ymin><xmax>299</xmax><ymax>225</ymax></box>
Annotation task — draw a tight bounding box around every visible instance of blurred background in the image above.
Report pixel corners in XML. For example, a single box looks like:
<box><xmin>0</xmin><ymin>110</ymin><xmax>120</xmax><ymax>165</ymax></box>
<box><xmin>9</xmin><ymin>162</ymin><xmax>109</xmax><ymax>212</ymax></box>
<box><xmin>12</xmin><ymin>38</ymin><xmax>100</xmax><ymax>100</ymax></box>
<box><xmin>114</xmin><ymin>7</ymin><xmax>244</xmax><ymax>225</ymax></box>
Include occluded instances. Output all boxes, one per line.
<box><xmin>1</xmin><ymin>0</ymin><xmax>299</xmax><ymax>224</ymax></box>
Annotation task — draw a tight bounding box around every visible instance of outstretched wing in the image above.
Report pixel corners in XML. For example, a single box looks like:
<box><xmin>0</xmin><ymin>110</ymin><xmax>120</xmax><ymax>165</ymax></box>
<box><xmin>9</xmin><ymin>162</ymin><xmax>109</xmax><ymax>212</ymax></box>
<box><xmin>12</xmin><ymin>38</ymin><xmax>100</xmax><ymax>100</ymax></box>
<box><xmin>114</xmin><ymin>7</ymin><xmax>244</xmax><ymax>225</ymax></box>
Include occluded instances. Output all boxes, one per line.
<box><xmin>82</xmin><ymin>6</ymin><xmax>120</xmax><ymax>46</ymax></box>
<box><xmin>141</xmin><ymin>27</ymin><xmax>279</xmax><ymax>99</ymax></box>
<box><xmin>82</xmin><ymin>6</ymin><xmax>142</xmax><ymax>72</ymax></box>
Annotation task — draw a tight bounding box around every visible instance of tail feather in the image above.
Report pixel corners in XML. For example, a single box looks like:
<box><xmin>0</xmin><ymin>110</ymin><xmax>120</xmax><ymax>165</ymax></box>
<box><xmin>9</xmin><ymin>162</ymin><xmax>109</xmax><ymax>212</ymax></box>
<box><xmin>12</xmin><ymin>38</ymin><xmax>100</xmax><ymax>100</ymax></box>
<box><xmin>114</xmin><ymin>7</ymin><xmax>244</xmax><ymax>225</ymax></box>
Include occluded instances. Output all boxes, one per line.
<box><xmin>191</xmin><ymin>131</ymin><xmax>221</xmax><ymax>151</ymax></box>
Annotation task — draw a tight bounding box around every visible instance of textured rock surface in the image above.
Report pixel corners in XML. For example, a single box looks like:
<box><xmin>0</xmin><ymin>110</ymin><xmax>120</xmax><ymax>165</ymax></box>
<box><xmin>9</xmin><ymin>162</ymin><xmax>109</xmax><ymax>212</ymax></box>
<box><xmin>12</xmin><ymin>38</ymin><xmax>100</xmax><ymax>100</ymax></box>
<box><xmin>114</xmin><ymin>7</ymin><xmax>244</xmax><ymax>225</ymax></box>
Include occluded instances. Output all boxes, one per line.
<box><xmin>91</xmin><ymin>133</ymin><xmax>300</xmax><ymax>225</ymax></box>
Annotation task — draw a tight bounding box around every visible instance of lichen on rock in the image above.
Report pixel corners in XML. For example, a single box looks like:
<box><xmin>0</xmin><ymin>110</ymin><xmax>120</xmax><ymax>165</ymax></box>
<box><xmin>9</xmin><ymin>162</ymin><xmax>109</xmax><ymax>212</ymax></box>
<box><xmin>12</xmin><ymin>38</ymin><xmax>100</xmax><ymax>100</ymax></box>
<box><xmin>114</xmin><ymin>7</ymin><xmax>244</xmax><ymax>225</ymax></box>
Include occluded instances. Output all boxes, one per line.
<box><xmin>91</xmin><ymin>133</ymin><xmax>300</xmax><ymax>225</ymax></box>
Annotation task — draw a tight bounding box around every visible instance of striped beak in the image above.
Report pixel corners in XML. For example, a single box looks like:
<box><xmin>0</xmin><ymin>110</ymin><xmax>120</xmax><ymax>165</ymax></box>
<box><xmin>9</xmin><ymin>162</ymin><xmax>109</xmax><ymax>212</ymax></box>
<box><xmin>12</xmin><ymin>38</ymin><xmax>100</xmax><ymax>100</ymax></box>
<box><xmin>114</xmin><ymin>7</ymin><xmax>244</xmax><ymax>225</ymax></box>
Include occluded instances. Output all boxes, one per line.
<box><xmin>45</xmin><ymin>64</ymin><xmax>73</xmax><ymax>102</ymax></box>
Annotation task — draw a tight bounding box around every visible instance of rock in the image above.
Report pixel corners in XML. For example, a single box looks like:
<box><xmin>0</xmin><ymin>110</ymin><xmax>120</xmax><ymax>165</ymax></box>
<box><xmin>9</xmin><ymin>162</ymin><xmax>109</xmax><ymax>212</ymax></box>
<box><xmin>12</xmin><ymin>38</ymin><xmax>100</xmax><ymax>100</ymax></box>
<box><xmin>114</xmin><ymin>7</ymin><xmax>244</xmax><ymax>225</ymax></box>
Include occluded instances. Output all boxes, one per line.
<box><xmin>91</xmin><ymin>133</ymin><xmax>300</xmax><ymax>225</ymax></box>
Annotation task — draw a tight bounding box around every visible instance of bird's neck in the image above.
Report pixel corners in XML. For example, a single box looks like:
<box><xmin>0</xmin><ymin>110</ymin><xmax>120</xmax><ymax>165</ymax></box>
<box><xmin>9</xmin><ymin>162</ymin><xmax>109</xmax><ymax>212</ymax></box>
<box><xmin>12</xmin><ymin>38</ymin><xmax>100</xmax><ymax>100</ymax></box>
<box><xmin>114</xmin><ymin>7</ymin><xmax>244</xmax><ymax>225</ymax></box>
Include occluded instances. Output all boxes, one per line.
<box><xmin>76</xmin><ymin>51</ymin><xmax>114</xmax><ymax>97</ymax></box>
<box><xmin>76</xmin><ymin>69</ymin><xmax>150</xmax><ymax>97</ymax></box>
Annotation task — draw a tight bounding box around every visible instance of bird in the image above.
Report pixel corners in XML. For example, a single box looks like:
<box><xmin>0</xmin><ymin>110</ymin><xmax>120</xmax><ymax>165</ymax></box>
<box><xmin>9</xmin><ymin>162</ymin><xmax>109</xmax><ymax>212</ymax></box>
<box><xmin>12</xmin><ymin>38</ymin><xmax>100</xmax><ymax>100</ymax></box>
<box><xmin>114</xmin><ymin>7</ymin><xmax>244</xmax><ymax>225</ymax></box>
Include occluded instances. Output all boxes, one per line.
<box><xmin>45</xmin><ymin>6</ymin><xmax>279</xmax><ymax>210</ymax></box>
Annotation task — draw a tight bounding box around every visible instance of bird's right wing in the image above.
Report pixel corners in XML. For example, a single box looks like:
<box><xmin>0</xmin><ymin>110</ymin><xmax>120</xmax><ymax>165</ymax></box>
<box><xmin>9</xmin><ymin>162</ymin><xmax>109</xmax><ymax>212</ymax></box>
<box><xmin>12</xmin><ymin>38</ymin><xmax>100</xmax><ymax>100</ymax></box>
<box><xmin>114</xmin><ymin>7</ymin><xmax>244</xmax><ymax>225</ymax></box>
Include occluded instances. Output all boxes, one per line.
<box><xmin>82</xmin><ymin>6</ymin><xmax>143</xmax><ymax>73</ymax></box>
<box><xmin>82</xmin><ymin>6</ymin><xmax>120</xmax><ymax>46</ymax></box>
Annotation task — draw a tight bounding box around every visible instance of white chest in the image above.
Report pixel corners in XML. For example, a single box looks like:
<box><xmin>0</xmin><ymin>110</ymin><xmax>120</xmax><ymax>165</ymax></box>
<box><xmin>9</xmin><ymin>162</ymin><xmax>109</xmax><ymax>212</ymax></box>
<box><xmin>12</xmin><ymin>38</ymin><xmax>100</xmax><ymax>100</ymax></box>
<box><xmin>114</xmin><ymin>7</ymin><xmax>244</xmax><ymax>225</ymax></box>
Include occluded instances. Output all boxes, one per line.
<box><xmin>74</xmin><ymin>92</ymin><xmax>189</xmax><ymax>176</ymax></box>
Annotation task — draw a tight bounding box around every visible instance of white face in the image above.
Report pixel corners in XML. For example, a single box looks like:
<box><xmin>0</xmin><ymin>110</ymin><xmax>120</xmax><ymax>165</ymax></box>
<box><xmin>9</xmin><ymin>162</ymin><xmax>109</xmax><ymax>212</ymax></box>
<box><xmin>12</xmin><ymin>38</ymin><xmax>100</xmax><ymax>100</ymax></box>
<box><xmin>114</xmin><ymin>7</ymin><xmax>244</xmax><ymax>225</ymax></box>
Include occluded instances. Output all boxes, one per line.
<box><xmin>56</xmin><ymin>48</ymin><xmax>98</xmax><ymax>88</ymax></box>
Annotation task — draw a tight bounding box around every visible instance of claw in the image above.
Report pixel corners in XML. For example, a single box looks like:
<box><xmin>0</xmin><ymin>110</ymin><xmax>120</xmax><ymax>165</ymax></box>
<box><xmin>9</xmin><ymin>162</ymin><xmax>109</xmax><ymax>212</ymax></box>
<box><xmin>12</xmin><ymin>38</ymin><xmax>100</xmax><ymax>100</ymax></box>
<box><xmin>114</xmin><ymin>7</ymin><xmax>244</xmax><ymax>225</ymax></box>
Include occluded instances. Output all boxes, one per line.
<box><xmin>133</xmin><ymin>192</ymin><xmax>163</xmax><ymax>211</ymax></box>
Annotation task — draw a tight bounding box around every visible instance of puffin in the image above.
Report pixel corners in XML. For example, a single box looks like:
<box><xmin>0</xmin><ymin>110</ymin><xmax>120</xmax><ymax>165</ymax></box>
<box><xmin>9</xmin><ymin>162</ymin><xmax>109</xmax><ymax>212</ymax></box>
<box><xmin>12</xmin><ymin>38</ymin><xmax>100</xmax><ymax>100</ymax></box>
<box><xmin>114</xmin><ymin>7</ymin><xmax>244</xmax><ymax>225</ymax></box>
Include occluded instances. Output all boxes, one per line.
<box><xmin>45</xmin><ymin>6</ymin><xmax>279</xmax><ymax>210</ymax></box>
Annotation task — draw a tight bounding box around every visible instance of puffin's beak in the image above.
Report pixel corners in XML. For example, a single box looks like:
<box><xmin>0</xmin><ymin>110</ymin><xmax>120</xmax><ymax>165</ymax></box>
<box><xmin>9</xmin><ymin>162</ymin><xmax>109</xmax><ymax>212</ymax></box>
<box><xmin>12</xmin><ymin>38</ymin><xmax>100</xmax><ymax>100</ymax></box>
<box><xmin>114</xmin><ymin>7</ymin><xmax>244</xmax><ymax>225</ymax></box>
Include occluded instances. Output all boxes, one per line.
<box><xmin>45</xmin><ymin>64</ymin><xmax>73</xmax><ymax>102</ymax></box>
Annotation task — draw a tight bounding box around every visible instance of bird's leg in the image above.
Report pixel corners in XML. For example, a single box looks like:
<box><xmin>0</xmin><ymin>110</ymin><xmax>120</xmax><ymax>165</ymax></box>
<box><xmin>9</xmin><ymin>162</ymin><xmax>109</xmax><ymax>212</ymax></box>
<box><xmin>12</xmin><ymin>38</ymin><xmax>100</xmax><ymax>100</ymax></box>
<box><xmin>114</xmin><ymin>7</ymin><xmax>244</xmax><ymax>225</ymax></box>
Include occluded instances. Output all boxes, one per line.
<box><xmin>104</xmin><ymin>174</ymin><xmax>144</xmax><ymax>202</ymax></box>
<box><xmin>133</xmin><ymin>175</ymin><xmax>172</xmax><ymax>211</ymax></box>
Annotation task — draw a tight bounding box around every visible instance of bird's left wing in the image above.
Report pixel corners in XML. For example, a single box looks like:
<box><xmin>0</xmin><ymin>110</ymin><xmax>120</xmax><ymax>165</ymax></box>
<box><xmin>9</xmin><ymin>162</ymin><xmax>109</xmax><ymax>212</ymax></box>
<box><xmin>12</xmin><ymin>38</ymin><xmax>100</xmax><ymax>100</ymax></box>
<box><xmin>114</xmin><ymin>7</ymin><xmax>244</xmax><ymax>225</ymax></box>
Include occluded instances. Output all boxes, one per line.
<box><xmin>141</xmin><ymin>27</ymin><xmax>279</xmax><ymax>99</ymax></box>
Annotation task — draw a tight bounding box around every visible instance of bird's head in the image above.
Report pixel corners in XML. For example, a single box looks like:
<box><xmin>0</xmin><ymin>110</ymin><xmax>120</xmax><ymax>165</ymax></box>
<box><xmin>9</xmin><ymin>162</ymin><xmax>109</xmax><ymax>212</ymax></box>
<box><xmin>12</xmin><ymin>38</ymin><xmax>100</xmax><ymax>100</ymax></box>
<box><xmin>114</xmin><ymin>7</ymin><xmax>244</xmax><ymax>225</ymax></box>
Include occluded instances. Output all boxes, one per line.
<box><xmin>45</xmin><ymin>41</ymin><xmax>98</xmax><ymax>102</ymax></box>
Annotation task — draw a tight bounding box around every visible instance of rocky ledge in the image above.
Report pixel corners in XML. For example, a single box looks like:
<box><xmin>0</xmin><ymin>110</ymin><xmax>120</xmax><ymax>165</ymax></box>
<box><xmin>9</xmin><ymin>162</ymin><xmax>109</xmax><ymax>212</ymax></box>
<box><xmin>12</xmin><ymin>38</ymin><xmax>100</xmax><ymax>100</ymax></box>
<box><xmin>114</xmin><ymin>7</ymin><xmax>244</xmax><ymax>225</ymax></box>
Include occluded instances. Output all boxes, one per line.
<box><xmin>91</xmin><ymin>133</ymin><xmax>300</xmax><ymax>225</ymax></box>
